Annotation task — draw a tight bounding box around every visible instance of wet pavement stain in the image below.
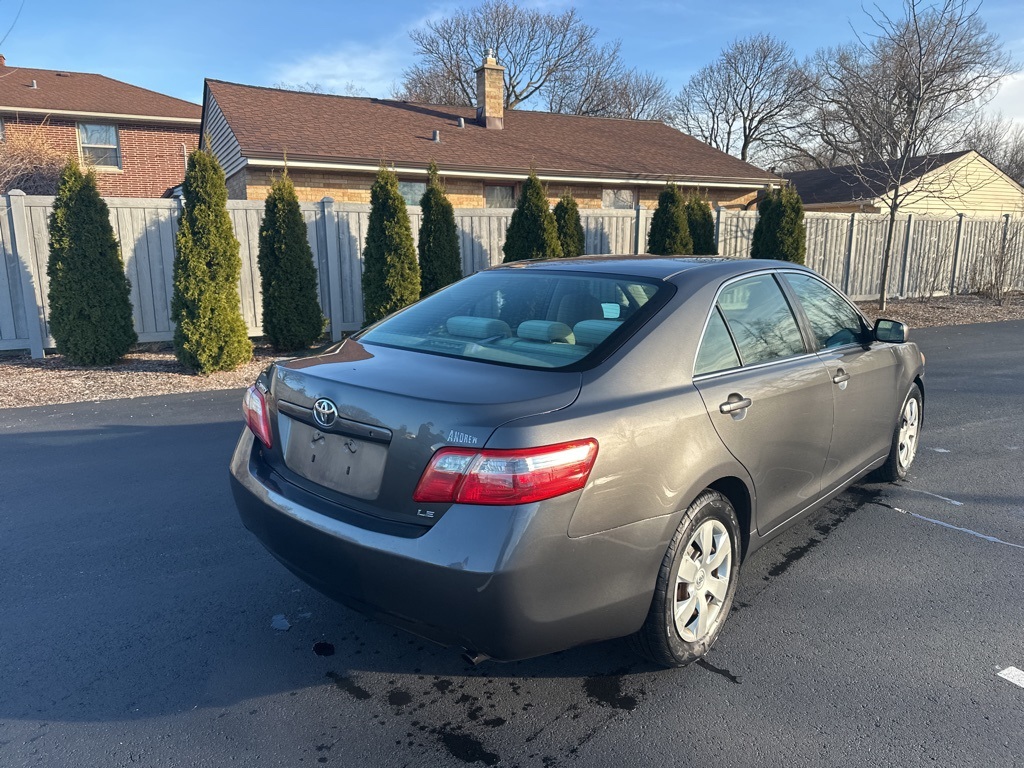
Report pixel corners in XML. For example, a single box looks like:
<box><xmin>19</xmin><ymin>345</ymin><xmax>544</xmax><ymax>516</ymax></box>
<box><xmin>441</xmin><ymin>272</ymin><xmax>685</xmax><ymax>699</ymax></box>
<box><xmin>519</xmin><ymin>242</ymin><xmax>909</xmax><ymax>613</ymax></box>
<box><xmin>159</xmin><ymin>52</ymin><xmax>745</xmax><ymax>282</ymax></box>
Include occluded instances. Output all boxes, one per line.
<box><xmin>582</xmin><ymin>669</ymin><xmax>641</xmax><ymax>711</ymax></box>
<box><xmin>313</xmin><ymin>642</ymin><xmax>335</xmax><ymax>657</ymax></box>
<box><xmin>435</xmin><ymin>728</ymin><xmax>500</xmax><ymax>766</ymax></box>
<box><xmin>762</xmin><ymin>490</ymin><xmax>869</xmax><ymax>581</ymax></box>
<box><xmin>325</xmin><ymin>671</ymin><xmax>372</xmax><ymax>700</ymax></box>
<box><xmin>696</xmin><ymin>658</ymin><xmax>741</xmax><ymax>684</ymax></box>
<box><xmin>388</xmin><ymin>688</ymin><xmax>413</xmax><ymax>707</ymax></box>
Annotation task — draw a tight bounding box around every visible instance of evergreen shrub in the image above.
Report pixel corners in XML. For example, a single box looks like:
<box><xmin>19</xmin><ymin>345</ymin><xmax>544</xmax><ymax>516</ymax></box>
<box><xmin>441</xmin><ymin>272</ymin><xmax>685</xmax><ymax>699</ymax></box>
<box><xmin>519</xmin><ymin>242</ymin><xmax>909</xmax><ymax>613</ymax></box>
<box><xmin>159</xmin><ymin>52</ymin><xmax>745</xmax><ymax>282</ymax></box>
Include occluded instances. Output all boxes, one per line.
<box><xmin>46</xmin><ymin>161</ymin><xmax>137</xmax><ymax>365</ymax></box>
<box><xmin>171</xmin><ymin>148</ymin><xmax>252</xmax><ymax>373</ymax></box>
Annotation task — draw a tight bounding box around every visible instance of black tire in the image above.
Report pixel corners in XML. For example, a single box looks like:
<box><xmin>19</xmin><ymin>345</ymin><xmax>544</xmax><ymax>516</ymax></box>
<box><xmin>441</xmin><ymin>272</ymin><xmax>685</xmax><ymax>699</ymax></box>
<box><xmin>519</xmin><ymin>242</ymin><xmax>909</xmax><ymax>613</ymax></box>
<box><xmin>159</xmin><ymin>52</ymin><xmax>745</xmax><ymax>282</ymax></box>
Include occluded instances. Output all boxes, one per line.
<box><xmin>630</xmin><ymin>489</ymin><xmax>742</xmax><ymax>669</ymax></box>
<box><xmin>871</xmin><ymin>383</ymin><xmax>923</xmax><ymax>483</ymax></box>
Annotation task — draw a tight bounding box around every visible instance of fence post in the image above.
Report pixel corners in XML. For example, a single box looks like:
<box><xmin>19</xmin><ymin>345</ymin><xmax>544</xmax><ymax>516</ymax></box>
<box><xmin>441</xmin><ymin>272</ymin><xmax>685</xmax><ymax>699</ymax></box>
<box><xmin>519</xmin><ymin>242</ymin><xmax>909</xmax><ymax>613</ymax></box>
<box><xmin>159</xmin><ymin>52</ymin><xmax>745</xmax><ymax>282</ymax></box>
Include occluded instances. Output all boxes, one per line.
<box><xmin>714</xmin><ymin>207</ymin><xmax>722</xmax><ymax>255</ymax></box>
<box><xmin>7</xmin><ymin>190</ymin><xmax>45</xmax><ymax>359</ymax></box>
<box><xmin>321</xmin><ymin>197</ymin><xmax>344</xmax><ymax>342</ymax></box>
<box><xmin>899</xmin><ymin>213</ymin><xmax>913</xmax><ymax>298</ymax></box>
<box><xmin>843</xmin><ymin>213</ymin><xmax>857</xmax><ymax>296</ymax></box>
<box><xmin>949</xmin><ymin>213</ymin><xmax>965</xmax><ymax>295</ymax></box>
<box><xmin>633</xmin><ymin>206</ymin><xmax>642</xmax><ymax>255</ymax></box>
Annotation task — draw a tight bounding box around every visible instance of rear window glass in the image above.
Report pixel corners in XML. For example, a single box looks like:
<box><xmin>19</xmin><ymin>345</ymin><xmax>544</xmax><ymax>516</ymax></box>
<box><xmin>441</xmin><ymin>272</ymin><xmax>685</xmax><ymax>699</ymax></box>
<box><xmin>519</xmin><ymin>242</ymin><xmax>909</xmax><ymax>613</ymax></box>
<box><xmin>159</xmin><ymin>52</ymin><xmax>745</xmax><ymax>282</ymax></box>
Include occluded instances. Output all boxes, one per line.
<box><xmin>358</xmin><ymin>270</ymin><xmax>666</xmax><ymax>370</ymax></box>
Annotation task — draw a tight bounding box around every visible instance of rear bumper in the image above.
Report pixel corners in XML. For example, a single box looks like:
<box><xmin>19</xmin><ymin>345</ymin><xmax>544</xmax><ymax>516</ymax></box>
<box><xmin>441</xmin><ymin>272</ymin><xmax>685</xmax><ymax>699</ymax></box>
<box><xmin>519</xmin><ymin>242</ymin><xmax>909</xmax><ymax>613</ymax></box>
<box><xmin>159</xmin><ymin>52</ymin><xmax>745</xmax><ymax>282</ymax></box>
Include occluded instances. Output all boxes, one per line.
<box><xmin>229</xmin><ymin>429</ymin><xmax>667</xmax><ymax>660</ymax></box>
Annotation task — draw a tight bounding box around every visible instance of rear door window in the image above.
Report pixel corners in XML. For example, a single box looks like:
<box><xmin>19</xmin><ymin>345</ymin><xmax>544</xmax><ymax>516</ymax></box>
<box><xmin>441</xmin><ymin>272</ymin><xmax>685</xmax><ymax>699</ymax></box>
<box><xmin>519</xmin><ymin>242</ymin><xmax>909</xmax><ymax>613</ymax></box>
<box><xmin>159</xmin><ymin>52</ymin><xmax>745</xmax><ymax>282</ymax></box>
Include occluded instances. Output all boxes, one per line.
<box><xmin>716</xmin><ymin>275</ymin><xmax>806</xmax><ymax>365</ymax></box>
<box><xmin>694</xmin><ymin>308</ymin><xmax>741</xmax><ymax>375</ymax></box>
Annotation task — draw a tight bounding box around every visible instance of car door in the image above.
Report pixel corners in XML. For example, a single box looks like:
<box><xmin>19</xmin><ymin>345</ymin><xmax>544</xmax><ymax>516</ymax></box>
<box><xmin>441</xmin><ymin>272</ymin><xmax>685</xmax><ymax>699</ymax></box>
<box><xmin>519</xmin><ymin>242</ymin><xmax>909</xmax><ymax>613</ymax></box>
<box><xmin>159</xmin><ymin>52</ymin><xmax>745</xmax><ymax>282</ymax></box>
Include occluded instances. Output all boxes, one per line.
<box><xmin>780</xmin><ymin>271</ymin><xmax>901</xmax><ymax>491</ymax></box>
<box><xmin>692</xmin><ymin>273</ymin><xmax>835</xmax><ymax>535</ymax></box>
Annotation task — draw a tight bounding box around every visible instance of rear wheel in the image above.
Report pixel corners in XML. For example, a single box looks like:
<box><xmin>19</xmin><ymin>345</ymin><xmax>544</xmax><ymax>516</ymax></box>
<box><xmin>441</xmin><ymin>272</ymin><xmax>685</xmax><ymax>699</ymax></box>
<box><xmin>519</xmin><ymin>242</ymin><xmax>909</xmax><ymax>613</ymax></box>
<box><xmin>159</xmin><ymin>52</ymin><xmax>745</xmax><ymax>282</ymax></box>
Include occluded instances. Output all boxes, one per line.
<box><xmin>630</xmin><ymin>489</ymin><xmax>741</xmax><ymax>668</ymax></box>
<box><xmin>872</xmin><ymin>384</ymin><xmax>923</xmax><ymax>482</ymax></box>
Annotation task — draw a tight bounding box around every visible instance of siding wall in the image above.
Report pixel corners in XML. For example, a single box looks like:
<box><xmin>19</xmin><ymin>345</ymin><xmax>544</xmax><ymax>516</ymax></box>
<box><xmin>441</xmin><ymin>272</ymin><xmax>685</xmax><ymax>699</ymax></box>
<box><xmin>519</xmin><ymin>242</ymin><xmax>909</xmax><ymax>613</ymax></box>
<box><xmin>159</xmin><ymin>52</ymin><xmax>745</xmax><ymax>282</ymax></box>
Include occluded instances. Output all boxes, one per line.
<box><xmin>3</xmin><ymin>194</ymin><xmax>1022</xmax><ymax>358</ymax></box>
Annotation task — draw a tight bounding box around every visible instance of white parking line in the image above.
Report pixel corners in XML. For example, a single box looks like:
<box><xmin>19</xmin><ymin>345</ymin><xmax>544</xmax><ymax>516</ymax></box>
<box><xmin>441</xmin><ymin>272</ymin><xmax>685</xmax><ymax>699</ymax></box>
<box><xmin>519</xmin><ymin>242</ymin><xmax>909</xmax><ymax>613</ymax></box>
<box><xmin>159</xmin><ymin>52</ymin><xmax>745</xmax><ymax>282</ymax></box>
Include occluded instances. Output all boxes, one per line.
<box><xmin>927</xmin><ymin>447</ymin><xmax>951</xmax><ymax>453</ymax></box>
<box><xmin>892</xmin><ymin>507</ymin><xmax>1024</xmax><ymax>550</ymax></box>
<box><xmin>998</xmin><ymin>667</ymin><xmax>1024</xmax><ymax>688</ymax></box>
<box><xmin>900</xmin><ymin>487</ymin><xmax>964</xmax><ymax>506</ymax></box>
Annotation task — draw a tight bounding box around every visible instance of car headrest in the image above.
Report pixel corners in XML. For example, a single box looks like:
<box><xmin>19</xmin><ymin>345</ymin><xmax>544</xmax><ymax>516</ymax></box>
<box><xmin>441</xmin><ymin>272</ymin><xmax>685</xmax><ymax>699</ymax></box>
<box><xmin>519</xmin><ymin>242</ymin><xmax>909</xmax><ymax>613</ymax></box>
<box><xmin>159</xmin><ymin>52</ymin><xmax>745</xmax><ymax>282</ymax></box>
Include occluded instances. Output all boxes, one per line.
<box><xmin>445</xmin><ymin>316</ymin><xmax>511</xmax><ymax>340</ymax></box>
<box><xmin>573</xmin><ymin>319</ymin><xmax>621</xmax><ymax>347</ymax></box>
<box><xmin>517</xmin><ymin>320</ymin><xmax>575</xmax><ymax>344</ymax></box>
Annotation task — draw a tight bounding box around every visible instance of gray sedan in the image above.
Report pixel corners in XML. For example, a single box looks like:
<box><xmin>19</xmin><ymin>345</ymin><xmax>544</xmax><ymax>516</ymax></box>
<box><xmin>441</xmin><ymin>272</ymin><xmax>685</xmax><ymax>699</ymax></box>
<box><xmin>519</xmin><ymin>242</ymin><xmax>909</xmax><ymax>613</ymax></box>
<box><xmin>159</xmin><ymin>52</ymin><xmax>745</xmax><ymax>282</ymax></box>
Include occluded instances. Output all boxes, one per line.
<box><xmin>230</xmin><ymin>256</ymin><xmax>924</xmax><ymax>667</ymax></box>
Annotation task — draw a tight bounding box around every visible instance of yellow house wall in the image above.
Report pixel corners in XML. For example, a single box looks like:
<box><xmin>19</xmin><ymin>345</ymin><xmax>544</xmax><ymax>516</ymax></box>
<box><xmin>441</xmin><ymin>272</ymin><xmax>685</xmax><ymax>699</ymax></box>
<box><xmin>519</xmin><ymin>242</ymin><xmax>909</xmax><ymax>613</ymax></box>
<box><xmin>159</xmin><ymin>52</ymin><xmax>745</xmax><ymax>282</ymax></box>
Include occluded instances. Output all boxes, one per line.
<box><xmin>892</xmin><ymin>152</ymin><xmax>1024</xmax><ymax>217</ymax></box>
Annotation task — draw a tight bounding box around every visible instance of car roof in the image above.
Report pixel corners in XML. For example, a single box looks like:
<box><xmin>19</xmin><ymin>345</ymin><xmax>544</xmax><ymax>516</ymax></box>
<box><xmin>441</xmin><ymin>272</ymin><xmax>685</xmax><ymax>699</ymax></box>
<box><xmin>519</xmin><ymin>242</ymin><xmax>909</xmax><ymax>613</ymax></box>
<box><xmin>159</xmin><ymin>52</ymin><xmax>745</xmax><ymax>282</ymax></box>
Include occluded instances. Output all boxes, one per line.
<box><xmin>491</xmin><ymin>255</ymin><xmax>815</xmax><ymax>281</ymax></box>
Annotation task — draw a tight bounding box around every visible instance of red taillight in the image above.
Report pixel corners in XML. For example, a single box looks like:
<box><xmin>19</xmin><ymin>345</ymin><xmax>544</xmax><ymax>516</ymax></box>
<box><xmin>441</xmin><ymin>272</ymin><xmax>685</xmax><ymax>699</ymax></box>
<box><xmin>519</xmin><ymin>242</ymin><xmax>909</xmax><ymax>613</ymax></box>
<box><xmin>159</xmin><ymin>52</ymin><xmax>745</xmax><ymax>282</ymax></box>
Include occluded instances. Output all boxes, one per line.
<box><xmin>413</xmin><ymin>439</ymin><xmax>599</xmax><ymax>505</ymax></box>
<box><xmin>242</xmin><ymin>385</ymin><xmax>273</xmax><ymax>449</ymax></box>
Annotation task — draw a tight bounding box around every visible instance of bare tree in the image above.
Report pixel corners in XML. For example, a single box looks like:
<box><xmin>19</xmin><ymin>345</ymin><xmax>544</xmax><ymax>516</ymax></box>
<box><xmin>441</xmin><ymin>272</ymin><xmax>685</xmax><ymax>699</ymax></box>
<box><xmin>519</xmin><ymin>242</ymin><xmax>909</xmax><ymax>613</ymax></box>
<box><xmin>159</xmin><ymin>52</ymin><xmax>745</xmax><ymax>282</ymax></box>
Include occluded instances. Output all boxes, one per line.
<box><xmin>395</xmin><ymin>0</ymin><xmax>669</xmax><ymax>119</ymax></box>
<box><xmin>672</xmin><ymin>34</ymin><xmax>809</xmax><ymax>164</ymax></box>
<box><xmin>801</xmin><ymin>0</ymin><xmax>1013</xmax><ymax>309</ymax></box>
<box><xmin>272</xmin><ymin>81</ymin><xmax>368</xmax><ymax>97</ymax></box>
<box><xmin>545</xmin><ymin>44</ymin><xmax>671</xmax><ymax>120</ymax></box>
<box><xmin>0</xmin><ymin>119</ymin><xmax>69</xmax><ymax>195</ymax></box>
<box><xmin>962</xmin><ymin>112</ymin><xmax>1024</xmax><ymax>183</ymax></box>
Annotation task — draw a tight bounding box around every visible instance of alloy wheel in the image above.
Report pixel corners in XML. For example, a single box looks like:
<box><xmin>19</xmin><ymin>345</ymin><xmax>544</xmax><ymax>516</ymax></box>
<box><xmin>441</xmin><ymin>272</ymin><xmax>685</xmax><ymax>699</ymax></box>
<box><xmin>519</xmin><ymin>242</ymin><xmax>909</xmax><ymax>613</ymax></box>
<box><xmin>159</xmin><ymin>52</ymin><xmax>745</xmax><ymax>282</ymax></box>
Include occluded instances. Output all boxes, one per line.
<box><xmin>674</xmin><ymin>518</ymin><xmax>732</xmax><ymax>642</ymax></box>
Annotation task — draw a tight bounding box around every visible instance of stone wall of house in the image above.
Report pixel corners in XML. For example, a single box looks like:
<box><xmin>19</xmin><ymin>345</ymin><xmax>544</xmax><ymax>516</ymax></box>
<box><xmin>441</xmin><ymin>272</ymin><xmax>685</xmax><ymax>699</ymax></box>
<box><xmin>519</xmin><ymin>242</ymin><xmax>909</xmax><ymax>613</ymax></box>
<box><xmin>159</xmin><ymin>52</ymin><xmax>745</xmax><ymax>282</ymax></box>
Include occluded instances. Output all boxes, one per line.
<box><xmin>238</xmin><ymin>167</ymin><xmax>762</xmax><ymax>211</ymax></box>
<box><xmin>225</xmin><ymin>169</ymin><xmax>248</xmax><ymax>199</ymax></box>
<box><xmin>2</xmin><ymin>114</ymin><xmax>198</xmax><ymax>197</ymax></box>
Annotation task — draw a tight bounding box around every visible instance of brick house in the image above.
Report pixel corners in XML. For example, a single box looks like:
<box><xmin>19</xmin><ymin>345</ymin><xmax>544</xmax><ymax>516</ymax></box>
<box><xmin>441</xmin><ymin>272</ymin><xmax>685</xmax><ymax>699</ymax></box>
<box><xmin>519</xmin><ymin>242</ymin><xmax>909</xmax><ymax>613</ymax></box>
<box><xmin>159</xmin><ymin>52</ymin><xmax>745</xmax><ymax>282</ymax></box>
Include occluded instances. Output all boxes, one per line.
<box><xmin>0</xmin><ymin>56</ymin><xmax>201</xmax><ymax>197</ymax></box>
<box><xmin>201</xmin><ymin>53</ymin><xmax>779</xmax><ymax>210</ymax></box>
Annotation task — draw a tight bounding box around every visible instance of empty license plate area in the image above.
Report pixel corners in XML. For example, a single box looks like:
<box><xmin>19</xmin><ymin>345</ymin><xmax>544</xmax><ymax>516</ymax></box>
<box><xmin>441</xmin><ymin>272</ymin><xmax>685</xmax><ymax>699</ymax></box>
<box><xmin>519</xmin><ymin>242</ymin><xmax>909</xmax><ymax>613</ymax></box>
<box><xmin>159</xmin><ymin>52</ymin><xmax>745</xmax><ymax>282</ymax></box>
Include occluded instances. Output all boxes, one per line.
<box><xmin>283</xmin><ymin>418</ymin><xmax>388</xmax><ymax>500</ymax></box>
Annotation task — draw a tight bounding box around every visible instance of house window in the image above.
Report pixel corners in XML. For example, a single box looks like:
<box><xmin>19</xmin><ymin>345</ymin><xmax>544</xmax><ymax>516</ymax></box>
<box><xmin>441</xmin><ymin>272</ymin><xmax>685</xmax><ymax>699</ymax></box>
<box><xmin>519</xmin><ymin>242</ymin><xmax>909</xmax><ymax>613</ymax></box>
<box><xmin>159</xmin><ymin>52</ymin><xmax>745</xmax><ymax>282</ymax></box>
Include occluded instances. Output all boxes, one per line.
<box><xmin>602</xmin><ymin>188</ymin><xmax>635</xmax><ymax>209</ymax></box>
<box><xmin>398</xmin><ymin>181</ymin><xmax>426</xmax><ymax>207</ymax></box>
<box><xmin>78</xmin><ymin>123</ymin><xmax>121</xmax><ymax>169</ymax></box>
<box><xmin>484</xmin><ymin>185</ymin><xmax>515</xmax><ymax>208</ymax></box>
<box><xmin>0</xmin><ymin>117</ymin><xmax>5</xmax><ymax>142</ymax></box>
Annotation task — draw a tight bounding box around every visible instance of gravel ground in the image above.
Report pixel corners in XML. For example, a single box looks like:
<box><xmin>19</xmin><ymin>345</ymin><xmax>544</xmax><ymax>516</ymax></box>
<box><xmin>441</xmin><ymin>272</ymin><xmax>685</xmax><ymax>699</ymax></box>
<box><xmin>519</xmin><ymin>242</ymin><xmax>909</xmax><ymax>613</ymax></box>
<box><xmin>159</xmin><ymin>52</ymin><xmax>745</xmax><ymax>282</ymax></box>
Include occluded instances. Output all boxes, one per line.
<box><xmin>2</xmin><ymin>292</ymin><xmax>1022</xmax><ymax>409</ymax></box>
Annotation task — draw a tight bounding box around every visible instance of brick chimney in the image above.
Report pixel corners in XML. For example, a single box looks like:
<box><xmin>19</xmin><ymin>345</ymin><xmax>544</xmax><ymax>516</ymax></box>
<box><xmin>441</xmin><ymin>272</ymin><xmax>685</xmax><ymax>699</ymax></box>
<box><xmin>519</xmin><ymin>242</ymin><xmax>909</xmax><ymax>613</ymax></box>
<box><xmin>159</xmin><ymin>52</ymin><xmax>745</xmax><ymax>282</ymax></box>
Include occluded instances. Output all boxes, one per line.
<box><xmin>475</xmin><ymin>49</ymin><xmax>504</xmax><ymax>130</ymax></box>
<box><xmin>0</xmin><ymin>55</ymin><xmax>6</xmax><ymax>67</ymax></box>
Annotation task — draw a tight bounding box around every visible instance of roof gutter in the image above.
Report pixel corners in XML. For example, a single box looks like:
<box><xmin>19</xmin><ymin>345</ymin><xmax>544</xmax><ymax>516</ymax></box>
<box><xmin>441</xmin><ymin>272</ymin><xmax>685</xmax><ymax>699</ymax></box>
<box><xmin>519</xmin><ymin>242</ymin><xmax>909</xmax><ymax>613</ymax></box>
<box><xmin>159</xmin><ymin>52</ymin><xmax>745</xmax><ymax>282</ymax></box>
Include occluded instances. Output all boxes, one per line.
<box><xmin>0</xmin><ymin>107</ymin><xmax>201</xmax><ymax>125</ymax></box>
<box><xmin>245</xmin><ymin>157</ymin><xmax>777</xmax><ymax>189</ymax></box>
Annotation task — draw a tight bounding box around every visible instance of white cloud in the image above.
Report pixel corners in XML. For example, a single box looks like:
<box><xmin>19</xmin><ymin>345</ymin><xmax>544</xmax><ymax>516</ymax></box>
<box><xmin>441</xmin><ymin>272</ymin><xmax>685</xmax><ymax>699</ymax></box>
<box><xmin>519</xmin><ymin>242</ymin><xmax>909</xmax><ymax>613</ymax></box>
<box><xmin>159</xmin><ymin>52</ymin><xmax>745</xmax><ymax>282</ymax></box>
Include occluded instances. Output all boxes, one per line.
<box><xmin>988</xmin><ymin>72</ymin><xmax>1024</xmax><ymax>122</ymax></box>
<box><xmin>271</xmin><ymin>39</ymin><xmax>412</xmax><ymax>98</ymax></box>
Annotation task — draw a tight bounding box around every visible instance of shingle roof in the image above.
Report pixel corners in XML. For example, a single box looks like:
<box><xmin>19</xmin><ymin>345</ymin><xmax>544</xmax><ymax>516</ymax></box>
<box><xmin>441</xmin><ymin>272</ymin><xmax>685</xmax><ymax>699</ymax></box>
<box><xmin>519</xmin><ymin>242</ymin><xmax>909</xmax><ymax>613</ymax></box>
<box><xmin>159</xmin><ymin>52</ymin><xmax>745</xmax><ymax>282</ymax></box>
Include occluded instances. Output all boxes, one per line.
<box><xmin>782</xmin><ymin>152</ymin><xmax>972</xmax><ymax>205</ymax></box>
<box><xmin>204</xmin><ymin>80</ymin><xmax>778</xmax><ymax>184</ymax></box>
<box><xmin>0</xmin><ymin>63</ymin><xmax>201</xmax><ymax>121</ymax></box>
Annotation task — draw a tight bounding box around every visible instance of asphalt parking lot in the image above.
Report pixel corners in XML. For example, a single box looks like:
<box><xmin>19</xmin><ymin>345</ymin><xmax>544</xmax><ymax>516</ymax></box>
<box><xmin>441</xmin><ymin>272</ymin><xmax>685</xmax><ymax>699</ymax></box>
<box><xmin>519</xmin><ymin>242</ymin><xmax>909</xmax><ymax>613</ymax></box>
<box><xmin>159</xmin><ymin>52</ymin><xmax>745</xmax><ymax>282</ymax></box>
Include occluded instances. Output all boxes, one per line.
<box><xmin>1</xmin><ymin>320</ymin><xmax>1022</xmax><ymax>768</ymax></box>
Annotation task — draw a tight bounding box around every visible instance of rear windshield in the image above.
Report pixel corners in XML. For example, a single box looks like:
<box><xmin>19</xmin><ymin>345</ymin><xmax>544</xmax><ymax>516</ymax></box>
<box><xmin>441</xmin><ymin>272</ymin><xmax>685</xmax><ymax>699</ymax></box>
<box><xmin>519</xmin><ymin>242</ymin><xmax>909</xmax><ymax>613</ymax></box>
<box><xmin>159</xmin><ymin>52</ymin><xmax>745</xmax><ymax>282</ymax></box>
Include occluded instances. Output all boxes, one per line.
<box><xmin>358</xmin><ymin>270</ymin><xmax>667</xmax><ymax>370</ymax></box>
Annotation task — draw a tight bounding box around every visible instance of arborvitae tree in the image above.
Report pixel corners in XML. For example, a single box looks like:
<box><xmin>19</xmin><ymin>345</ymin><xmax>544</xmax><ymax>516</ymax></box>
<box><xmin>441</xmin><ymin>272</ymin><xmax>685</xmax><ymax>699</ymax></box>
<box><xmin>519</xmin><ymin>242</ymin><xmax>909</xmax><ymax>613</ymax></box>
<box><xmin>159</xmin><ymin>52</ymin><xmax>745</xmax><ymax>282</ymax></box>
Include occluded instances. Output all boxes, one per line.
<box><xmin>553</xmin><ymin>192</ymin><xmax>585</xmax><ymax>258</ymax></box>
<box><xmin>46</xmin><ymin>161</ymin><xmax>137</xmax><ymax>365</ymax></box>
<box><xmin>362</xmin><ymin>166</ymin><xmax>421</xmax><ymax>324</ymax></box>
<box><xmin>647</xmin><ymin>183</ymin><xmax>693</xmax><ymax>255</ymax></box>
<box><xmin>171</xmin><ymin>148</ymin><xmax>252</xmax><ymax>373</ymax></box>
<box><xmin>418</xmin><ymin>162</ymin><xmax>462</xmax><ymax>297</ymax></box>
<box><xmin>502</xmin><ymin>172</ymin><xmax>563</xmax><ymax>262</ymax></box>
<box><xmin>684</xmin><ymin>192</ymin><xmax>718</xmax><ymax>255</ymax></box>
<box><xmin>257</xmin><ymin>172</ymin><xmax>324</xmax><ymax>350</ymax></box>
<box><xmin>751</xmin><ymin>185</ymin><xmax>806</xmax><ymax>264</ymax></box>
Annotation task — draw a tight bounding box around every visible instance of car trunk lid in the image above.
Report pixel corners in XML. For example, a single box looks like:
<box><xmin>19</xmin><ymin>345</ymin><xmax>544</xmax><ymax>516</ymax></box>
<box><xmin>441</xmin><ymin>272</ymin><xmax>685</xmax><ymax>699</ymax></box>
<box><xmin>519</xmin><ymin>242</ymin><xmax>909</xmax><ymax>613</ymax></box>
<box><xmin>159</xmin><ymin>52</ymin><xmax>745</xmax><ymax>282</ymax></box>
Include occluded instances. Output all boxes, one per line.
<box><xmin>262</xmin><ymin>339</ymin><xmax>582</xmax><ymax>526</ymax></box>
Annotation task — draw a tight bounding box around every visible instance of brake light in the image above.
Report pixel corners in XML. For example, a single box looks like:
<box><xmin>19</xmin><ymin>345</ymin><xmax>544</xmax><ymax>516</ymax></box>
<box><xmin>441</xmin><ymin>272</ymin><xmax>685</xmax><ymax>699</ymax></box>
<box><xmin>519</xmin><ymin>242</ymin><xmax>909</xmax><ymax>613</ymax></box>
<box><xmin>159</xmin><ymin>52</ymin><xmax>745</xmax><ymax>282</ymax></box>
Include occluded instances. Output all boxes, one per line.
<box><xmin>243</xmin><ymin>385</ymin><xmax>273</xmax><ymax>449</ymax></box>
<box><xmin>413</xmin><ymin>439</ymin><xmax>599</xmax><ymax>505</ymax></box>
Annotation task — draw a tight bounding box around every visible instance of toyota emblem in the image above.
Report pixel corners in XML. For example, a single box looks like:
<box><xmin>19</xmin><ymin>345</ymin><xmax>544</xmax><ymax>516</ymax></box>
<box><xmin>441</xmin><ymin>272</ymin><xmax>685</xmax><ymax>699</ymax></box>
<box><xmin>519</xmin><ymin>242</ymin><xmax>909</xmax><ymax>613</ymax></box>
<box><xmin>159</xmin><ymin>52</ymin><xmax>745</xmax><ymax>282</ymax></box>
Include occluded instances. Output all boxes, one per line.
<box><xmin>312</xmin><ymin>398</ymin><xmax>338</xmax><ymax>428</ymax></box>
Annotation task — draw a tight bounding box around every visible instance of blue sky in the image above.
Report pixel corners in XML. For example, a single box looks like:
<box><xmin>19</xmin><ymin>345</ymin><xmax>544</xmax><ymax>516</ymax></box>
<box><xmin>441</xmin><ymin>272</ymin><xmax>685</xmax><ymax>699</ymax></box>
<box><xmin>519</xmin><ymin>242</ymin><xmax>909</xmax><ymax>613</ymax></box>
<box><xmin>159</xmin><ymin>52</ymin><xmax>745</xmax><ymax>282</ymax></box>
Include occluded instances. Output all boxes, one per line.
<box><xmin>2</xmin><ymin>0</ymin><xmax>1022</xmax><ymax>118</ymax></box>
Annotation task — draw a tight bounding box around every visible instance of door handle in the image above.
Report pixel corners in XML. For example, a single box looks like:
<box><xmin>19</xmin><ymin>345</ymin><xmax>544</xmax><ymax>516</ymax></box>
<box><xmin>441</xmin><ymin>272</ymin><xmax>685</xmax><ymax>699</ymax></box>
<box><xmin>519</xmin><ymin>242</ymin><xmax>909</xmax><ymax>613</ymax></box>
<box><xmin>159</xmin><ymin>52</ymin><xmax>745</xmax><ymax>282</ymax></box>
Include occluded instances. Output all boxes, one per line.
<box><xmin>720</xmin><ymin>396</ymin><xmax>752</xmax><ymax>414</ymax></box>
<box><xmin>832</xmin><ymin>368</ymin><xmax>851</xmax><ymax>385</ymax></box>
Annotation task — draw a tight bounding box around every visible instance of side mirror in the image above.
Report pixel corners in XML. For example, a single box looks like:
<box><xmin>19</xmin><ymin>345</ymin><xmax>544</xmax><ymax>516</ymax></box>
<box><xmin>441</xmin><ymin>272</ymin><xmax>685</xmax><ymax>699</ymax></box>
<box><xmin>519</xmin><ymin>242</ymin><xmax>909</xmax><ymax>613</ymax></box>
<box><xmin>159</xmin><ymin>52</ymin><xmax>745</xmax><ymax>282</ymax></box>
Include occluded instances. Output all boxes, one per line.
<box><xmin>874</xmin><ymin>318</ymin><xmax>908</xmax><ymax>343</ymax></box>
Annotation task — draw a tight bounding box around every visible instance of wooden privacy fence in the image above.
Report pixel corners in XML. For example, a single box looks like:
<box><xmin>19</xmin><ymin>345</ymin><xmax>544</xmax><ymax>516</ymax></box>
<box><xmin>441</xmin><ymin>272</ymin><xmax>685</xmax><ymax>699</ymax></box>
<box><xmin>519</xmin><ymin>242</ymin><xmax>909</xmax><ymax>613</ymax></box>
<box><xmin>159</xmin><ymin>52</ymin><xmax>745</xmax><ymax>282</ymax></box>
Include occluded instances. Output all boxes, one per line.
<box><xmin>2</xmin><ymin>190</ymin><xmax>1022</xmax><ymax>359</ymax></box>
